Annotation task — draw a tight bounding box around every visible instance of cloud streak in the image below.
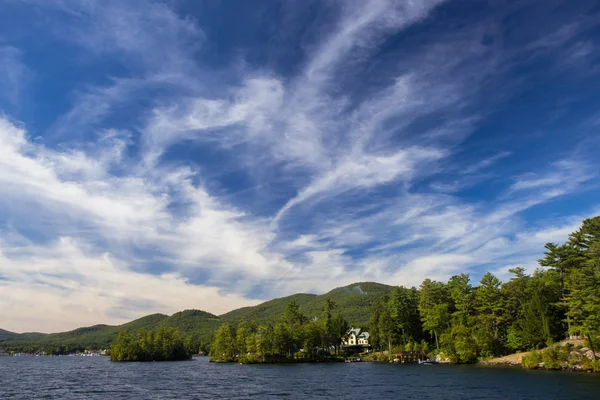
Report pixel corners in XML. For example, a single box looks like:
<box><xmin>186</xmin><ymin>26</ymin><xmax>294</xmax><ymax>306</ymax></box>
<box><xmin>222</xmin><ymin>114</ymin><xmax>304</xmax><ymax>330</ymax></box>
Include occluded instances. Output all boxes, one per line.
<box><xmin>1</xmin><ymin>0</ymin><xmax>599</xmax><ymax>332</ymax></box>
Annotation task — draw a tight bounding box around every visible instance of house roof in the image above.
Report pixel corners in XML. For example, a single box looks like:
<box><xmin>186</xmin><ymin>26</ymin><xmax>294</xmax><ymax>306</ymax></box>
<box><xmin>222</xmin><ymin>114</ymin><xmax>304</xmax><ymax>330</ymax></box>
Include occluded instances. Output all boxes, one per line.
<box><xmin>347</xmin><ymin>328</ymin><xmax>361</xmax><ymax>336</ymax></box>
<box><xmin>347</xmin><ymin>328</ymin><xmax>369</xmax><ymax>338</ymax></box>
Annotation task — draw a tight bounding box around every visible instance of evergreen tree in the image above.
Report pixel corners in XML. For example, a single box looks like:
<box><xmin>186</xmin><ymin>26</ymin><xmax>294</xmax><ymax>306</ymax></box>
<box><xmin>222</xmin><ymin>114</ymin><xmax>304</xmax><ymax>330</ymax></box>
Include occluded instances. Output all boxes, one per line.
<box><xmin>211</xmin><ymin>323</ymin><xmax>236</xmax><ymax>361</ymax></box>
<box><xmin>419</xmin><ymin>279</ymin><xmax>451</xmax><ymax>350</ymax></box>
<box><xmin>474</xmin><ymin>273</ymin><xmax>506</xmax><ymax>356</ymax></box>
<box><xmin>110</xmin><ymin>327</ymin><xmax>190</xmax><ymax>362</ymax></box>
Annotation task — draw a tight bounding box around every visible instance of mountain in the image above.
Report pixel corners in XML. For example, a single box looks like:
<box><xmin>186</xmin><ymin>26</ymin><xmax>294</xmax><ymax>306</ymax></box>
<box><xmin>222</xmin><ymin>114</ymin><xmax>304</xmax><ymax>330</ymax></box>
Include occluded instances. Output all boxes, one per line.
<box><xmin>0</xmin><ymin>329</ymin><xmax>45</xmax><ymax>342</ymax></box>
<box><xmin>0</xmin><ymin>314</ymin><xmax>171</xmax><ymax>353</ymax></box>
<box><xmin>0</xmin><ymin>328</ymin><xmax>18</xmax><ymax>341</ymax></box>
<box><xmin>0</xmin><ymin>281</ymin><xmax>393</xmax><ymax>353</ymax></box>
<box><xmin>161</xmin><ymin>309</ymin><xmax>221</xmax><ymax>340</ymax></box>
<box><xmin>220</xmin><ymin>282</ymin><xmax>393</xmax><ymax>326</ymax></box>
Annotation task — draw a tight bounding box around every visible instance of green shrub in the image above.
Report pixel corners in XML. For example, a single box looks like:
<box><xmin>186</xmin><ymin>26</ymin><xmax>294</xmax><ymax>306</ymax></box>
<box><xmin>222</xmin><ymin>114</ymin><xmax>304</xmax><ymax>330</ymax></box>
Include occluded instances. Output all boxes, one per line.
<box><xmin>543</xmin><ymin>361</ymin><xmax>561</xmax><ymax>370</ymax></box>
<box><xmin>238</xmin><ymin>353</ymin><xmax>259</xmax><ymax>363</ymax></box>
<box><xmin>522</xmin><ymin>351</ymin><xmax>541</xmax><ymax>369</ymax></box>
<box><xmin>507</xmin><ymin>326</ymin><xmax>525</xmax><ymax>352</ymax></box>
<box><xmin>558</xmin><ymin>343</ymin><xmax>572</xmax><ymax>362</ymax></box>
<box><xmin>541</xmin><ymin>347</ymin><xmax>562</xmax><ymax>370</ymax></box>
<box><xmin>569</xmin><ymin>359</ymin><xmax>579</xmax><ymax>366</ymax></box>
<box><xmin>458</xmin><ymin>351</ymin><xmax>478</xmax><ymax>364</ymax></box>
<box><xmin>444</xmin><ymin>353</ymin><xmax>459</xmax><ymax>364</ymax></box>
<box><xmin>581</xmin><ymin>358</ymin><xmax>594</xmax><ymax>371</ymax></box>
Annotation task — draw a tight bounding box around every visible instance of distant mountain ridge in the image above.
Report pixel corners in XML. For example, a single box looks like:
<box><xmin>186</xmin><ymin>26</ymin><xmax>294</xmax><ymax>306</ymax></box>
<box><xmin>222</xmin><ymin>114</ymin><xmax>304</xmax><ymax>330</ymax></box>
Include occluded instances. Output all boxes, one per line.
<box><xmin>0</xmin><ymin>282</ymin><xmax>393</xmax><ymax>353</ymax></box>
<box><xmin>0</xmin><ymin>328</ymin><xmax>46</xmax><ymax>342</ymax></box>
<box><xmin>0</xmin><ymin>328</ymin><xmax>18</xmax><ymax>341</ymax></box>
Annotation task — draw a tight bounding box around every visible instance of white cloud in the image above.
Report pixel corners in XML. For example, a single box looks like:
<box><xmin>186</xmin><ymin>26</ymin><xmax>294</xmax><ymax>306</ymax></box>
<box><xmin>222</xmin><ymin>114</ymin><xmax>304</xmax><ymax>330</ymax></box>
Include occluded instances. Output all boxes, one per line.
<box><xmin>463</xmin><ymin>151</ymin><xmax>512</xmax><ymax>174</ymax></box>
<box><xmin>0</xmin><ymin>237</ymin><xmax>259</xmax><ymax>333</ymax></box>
<box><xmin>510</xmin><ymin>160</ymin><xmax>592</xmax><ymax>191</ymax></box>
<box><xmin>274</xmin><ymin>147</ymin><xmax>445</xmax><ymax>223</ymax></box>
<box><xmin>0</xmin><ymin>116</ymin><xmax>295</xmax><ymax>302</ymax></box>
<box><xmin>304</xmin><ymin>0</ymin><xmax>446</xmax><ymax>83</ymax></box>
<box><xmin>390</xmin><ymin>254</ymin><xmax>475</xmax><ymax>286</ymax></box>
<box><xmin>1</xmin><ymin>0</ymin><xmax>600</xmax><ymax>334</ymax></box>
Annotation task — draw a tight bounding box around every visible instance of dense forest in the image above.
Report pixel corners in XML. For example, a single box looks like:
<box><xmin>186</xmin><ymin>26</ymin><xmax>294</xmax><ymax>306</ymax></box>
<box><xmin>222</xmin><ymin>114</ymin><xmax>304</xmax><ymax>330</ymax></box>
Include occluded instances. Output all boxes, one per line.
<box><xmin>2</xmin><ymin>216</ymin><xmax>599</xmax><ymax>368</ymax></box>
<box><xmin>110</xmin><ymin>326</ymin><xmax>191</xmax><ymax>362</ymax></box>
<box><xmin>368</xmin><ymin>216</ymin><xmax>600</xmax><ymax>365</ymax></box>
<box><xmin>210</xmin><ymin>299</ymin><xmax>348</xmax><ymax>363</ymax></box>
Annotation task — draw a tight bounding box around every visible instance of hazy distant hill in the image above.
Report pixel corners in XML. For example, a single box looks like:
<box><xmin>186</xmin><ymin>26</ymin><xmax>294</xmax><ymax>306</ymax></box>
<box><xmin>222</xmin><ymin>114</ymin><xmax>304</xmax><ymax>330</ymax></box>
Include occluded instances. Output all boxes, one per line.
<box><xmin>0</xmin><ymin>281</ymin><xmax>393</xmax><ymax>353</ymax></box>
<box><xmin>0</xmin><ymin>328</ymin><xmax>45</xmax><ymax>342</ymax></box>
<box><xmin>0</xmin><ymin>328</ymin><xmax>19</xmax><ymax>341</ymax></box>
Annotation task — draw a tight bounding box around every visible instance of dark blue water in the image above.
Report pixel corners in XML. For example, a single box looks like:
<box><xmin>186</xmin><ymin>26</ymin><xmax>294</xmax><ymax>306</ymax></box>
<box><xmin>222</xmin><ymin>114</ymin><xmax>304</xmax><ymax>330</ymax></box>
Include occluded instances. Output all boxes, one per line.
<box><xmin>1</xmin><ymin>356</ymin><xmax>599</xmax><ymax>399</ymax></box>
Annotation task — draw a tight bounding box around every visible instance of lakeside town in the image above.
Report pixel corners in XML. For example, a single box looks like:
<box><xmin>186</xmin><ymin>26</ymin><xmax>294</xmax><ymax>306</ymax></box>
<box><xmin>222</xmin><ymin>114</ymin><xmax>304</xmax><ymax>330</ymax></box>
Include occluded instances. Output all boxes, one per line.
<box><xmin>0</xmin><ymin>347</ymin><xmax>108</xmax><ymax>357</ymax></box>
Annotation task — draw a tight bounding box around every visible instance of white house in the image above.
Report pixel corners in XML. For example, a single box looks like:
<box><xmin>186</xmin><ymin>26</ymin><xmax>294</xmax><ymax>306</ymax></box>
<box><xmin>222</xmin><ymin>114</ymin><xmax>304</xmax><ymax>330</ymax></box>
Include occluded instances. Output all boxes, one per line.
<box><xmin>342</xmin><ymin>328</ymin><xmax>370</xmax><ymax>347</ymax></box>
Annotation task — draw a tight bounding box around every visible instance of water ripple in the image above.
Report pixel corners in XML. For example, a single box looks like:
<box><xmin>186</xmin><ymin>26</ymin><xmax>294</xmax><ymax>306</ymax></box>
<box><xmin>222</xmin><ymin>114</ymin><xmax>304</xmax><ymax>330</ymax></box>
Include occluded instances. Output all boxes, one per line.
<box><xmin>0</xmin><ymin>357</ymin><xmax>599</xmax><ymax>399</ymax></box>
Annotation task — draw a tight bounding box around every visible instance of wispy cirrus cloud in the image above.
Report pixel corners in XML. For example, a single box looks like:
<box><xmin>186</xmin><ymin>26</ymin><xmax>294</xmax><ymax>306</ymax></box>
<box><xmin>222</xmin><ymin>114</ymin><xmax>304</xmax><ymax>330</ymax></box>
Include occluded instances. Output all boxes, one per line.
<box><xmin>1</xmin><ymin>0</ymin><xmax>600</xmax><ymax>332</ymax></box>
<box><xmin>0</xmin><ymin>46</ymin><xmax>29</xmax><ymax>107</ymax></box>
<box><xmin>510</xmin><ymin>159</ymin><xmax>594</xmax><ymax>192</ymax></box>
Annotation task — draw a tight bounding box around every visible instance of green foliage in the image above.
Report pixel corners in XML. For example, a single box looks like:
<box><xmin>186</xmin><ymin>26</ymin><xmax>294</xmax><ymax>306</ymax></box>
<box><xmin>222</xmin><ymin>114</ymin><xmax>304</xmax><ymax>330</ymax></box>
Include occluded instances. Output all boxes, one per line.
<box><xmin>220</xmin><ymin>282</ymin><xmax>393</xmax><ymax>327</ymax></box>
<box><xmin>209</xmin><ymin>299</ymin><xmax>349</xmax><ymax>363</ymax></box>
<box><xmin>211</xmin><ymin>323</ymin><xmax>237</xmax><ymax>361</ymax></box>
<box><xmin>541</xmin><ymin>346</ymin><xmax>561</xmax><ymax>370</ymax></box>
<box><xmin>370</xmin><ymin>286</ymin><xmax>425</xmax><ymax>356</ymax></box>
<box><xmin>520</xmin><ymin>343</ymin><xmax>599</xmax><ymax>371</ymax></box>
<box><xmin>110</xmin><ymin>327</ymin><xmax>191</xmax><ymax>362</ymax></box>
<box><xmin>522</xmin><ymin>351</ymin><xmax>542</xmax><ymax>369</ymax></box>
<box><xmin>367</xmin><ymin>214</ymin><xmax>600</xmax><ymax>365</ymax></box>
<box><xmin>419</xmin><ymin>279</ymin><xmax>451</xmax><ymax>349</ymax></box>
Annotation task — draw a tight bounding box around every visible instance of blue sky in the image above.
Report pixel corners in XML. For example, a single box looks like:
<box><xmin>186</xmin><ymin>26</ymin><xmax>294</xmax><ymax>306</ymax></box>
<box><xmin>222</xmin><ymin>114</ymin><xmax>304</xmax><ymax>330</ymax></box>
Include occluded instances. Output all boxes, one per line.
<box><xmin>1</xmin><ymin>0</ymin><xmax>599</xmax><ymax>333</ymax></box>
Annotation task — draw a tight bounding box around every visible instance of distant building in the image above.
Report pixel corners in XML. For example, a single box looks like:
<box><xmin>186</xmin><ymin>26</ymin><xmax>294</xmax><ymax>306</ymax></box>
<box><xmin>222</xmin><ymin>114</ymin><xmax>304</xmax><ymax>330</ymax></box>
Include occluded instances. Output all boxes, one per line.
<box><xmin>82</xmin><ymin>349</ymin><xmax>107</xmax><ymax>356</ymax></box>
<box><xmin>0</xmin><ymin>348</ymin><xmax>9</xmax><ymax>356</ymax></box>
<box><xmin>342</xmin><ymin>328</ymin><xmax>370</xmax><ymax>348</ymax></box>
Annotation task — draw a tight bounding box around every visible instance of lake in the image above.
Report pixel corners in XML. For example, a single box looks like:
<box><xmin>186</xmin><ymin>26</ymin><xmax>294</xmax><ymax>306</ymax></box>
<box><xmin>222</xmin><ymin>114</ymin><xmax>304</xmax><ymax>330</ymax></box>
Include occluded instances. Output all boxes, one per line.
<box><xmin>0</xmin><ymin>356</ymin><xmax>599</xmax><ymax>399</ymax></box>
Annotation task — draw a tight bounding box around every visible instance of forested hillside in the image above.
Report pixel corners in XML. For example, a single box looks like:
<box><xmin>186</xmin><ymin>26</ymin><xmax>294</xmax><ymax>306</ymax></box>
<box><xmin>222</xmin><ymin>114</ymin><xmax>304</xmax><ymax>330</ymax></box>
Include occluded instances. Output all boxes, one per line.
<box><xmin>0</xmin><ymin>282</ymin><xmax>392</xmax><ymax>354</ymax></box>
<box><xmin>0</xmin><ymin>314</ymin><xmax>170</xmax><ymax>354</ymax></box>
<box><xmin>0</xmin><ymin>329</ymin><xmax>21</xmax><ymax>341</ymax></box>
<box><xmin>220</xmin><ymin>282</ymin><xmax>393</xmax><ymax>326</ymax></box>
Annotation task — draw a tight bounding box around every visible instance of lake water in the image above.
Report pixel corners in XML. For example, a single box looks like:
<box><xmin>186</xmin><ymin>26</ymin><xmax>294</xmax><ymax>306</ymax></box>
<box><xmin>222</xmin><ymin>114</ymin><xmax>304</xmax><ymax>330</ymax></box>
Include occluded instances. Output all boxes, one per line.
<box><xmin>1</xmin><ymin>356</ymin><xmax>599</xmax><ymax>399</ymax></box>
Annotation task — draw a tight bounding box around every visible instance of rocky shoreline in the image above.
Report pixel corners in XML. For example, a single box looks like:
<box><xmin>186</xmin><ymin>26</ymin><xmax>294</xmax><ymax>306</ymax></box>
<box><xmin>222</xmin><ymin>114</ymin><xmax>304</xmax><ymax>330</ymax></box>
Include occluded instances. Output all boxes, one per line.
<box><xmin>480</xmin><ymin>345</ymin><xmax>600</xmax><ymax>373</ymax></box>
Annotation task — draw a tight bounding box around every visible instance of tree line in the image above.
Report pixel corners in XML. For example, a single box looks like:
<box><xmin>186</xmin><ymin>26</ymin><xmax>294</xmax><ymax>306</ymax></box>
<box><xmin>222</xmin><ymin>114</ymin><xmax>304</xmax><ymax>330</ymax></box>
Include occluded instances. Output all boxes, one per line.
<box><xmin>210</xmin><ymin>299</ymin><xmax>349</xmax><ymax>362</ymax></box>
<box><xmin>110</xmin><ymin>326</ymin><xmax>192</xmax><ymax>361</ymax></box>
<box><xmin>369</xmin><ymin>216</ymin><xmax>600</xmax><ymax>363</ymax></box>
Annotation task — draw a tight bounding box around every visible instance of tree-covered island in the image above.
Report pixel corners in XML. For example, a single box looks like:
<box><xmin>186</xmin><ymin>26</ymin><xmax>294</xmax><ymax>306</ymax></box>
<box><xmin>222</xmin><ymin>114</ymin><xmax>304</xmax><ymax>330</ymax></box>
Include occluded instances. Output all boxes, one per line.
<box><xmin>210</xmin><ymin>299</ymin><xmax>348</xmax><ymax>363</ymax></box>
<box><xmin>110</xmin><ymin>326</ymin><xmax>191</xmax><ymax>361</ymax></box>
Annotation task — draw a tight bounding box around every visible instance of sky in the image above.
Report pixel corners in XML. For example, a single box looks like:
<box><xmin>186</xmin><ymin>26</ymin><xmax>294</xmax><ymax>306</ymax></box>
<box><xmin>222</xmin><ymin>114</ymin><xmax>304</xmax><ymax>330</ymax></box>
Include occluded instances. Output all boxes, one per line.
<box><xmin>0</xmin><ymin>0</ymin><xmax>599</xmax><ymax>333</ymax></box>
